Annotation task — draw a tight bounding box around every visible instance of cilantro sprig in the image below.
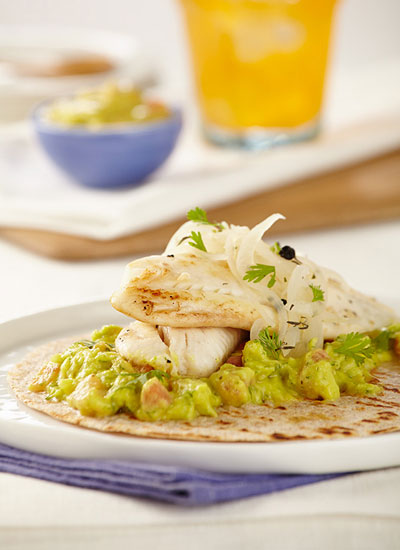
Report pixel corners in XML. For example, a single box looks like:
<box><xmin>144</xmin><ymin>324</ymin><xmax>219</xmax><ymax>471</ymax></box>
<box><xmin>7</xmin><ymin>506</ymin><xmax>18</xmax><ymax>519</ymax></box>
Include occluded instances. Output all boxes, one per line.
<box><xmin>187</xmin><ymin>207</ymin><xmax>224</xmax><ymax>231</ymax></box>
<box><xmin>187</xmin><ymin>207</ymin><xmax>209</xmax><ymax>224</ymax></box>
<box><xmin>309</xmin><ymin>284</ymin><xmax>325</xmax><ymax>302</ymax></box>
<box><xmin>333</xmin><ymin>332</ymin><xmax>373</xmax><ymax>364</ymax></box>
<box><xmin>243</xmin><ymin>264</ymin><xmax>276</xmax><ymax>288</ymax></box>
<box><xmin>257</xmin><ymin>328</ymin><xmax>282</xmax><ymax>360</ymax></box>
<box><xmin>188</xmin><ymin>231</ymin><xmax>207</xmax><ymax>252</ymax></box>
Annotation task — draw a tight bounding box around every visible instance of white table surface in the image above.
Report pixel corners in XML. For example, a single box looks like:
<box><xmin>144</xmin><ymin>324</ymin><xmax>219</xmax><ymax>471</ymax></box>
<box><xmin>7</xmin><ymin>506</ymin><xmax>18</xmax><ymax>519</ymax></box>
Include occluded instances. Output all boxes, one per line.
<box><xmin>1</xmin><ymin>219</ymin><xmax>400</xmax><ymax>549</ymax></box>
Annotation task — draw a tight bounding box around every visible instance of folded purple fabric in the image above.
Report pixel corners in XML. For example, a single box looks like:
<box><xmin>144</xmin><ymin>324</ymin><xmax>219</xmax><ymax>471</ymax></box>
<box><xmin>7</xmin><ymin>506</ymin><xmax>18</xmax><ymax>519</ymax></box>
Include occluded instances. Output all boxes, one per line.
<box><xmin>0</xmin><ymin>443</ymin><xmax>345</xmax><ymax>506</ymax></box>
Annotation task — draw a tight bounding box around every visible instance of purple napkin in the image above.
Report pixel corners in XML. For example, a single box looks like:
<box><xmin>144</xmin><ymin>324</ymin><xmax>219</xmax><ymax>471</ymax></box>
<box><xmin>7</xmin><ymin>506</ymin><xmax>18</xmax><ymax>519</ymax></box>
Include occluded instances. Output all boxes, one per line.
<box><xmin>0</xmin><ymin>443</ymin><xmax>345</xmax><ymax>506</ymax></box>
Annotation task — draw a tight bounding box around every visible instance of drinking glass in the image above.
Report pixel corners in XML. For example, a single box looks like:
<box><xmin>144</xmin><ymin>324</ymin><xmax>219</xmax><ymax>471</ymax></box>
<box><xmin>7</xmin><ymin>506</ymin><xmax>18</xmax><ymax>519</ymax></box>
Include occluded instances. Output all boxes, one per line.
<box><xmin>179</xmin><ymin>0</ymin><xmax>338</xmax><ymax>149</ymax></box>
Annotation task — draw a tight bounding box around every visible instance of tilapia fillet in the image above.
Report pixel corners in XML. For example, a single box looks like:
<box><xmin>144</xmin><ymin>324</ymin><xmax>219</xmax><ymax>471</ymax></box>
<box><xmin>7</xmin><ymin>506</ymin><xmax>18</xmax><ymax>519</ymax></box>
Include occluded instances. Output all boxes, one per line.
<box><xmin>116</xmin><ymin>321</ymin><xmax>244</xmax><ymax>377</ymax></box>
<box><xmin>111</xmin><ymin>254</ymin><xmax>397</xmax><ymax>339</ymax></box>
<box><xmin>112</xmin><ymin>255</ymin><xmax>270</xmax><ymax>330</ymax></box>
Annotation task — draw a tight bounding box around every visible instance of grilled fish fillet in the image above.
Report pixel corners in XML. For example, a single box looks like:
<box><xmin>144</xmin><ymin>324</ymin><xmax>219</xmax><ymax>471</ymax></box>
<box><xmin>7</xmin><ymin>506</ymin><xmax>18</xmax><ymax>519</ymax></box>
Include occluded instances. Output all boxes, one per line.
<box><xmin>111</xmin><ymin>254</ymin><xmax>397</xmax><ymax>339</ymax></box>
<box><xmin>115</xmin><ymin>321</ymin><xmax>244</xmax><ymax>377</ymax></box>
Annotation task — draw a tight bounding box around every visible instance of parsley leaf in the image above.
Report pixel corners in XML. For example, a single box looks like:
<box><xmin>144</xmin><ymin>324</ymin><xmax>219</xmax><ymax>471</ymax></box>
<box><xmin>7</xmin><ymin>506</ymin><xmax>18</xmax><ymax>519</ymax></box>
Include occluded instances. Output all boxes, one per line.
<box><xmin>188</xmin><ymin>231</ymin><xmax>207</xmax><ymax>252</ymax></box>
<box><xmin>187</xmin><ymin>207</ymin><xmax>224</xmax><ymax>231</ymax></box>
<box><xmin>309</xmin><ymin>284</ymin><xmax>325</xmax><ymax>302</ymax></box>
<box><xmin>258</xmin><ymin>328</ymin><xmax>282</xmax><ymax>360</ymax></box>
<box><xmin>333</xmin><ymin>333</ymin><xmax>373</xmax><ymax>364</ymax></box>
<box><xmin>270</xmin><ymin>241</ymin><xmax>281</xmax><ymax>255</ymax></box>
<box><xmin>243</xmin><ymin>264</ymin><xmax>276</xmax><ymax>288</ymax></box>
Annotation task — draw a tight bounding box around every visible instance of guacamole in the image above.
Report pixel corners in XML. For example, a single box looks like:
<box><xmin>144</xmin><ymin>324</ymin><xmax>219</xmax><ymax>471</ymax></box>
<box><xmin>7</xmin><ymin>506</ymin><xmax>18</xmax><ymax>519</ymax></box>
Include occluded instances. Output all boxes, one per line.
<box><xmin>47</xmin><ymin>82</ymin><xmax>170</xmax><ymax>127</ymax></box>
<box><xmin>29</xmin><ymin>324</ymin><xmax>399</xmax><ymax>421</ymax></box>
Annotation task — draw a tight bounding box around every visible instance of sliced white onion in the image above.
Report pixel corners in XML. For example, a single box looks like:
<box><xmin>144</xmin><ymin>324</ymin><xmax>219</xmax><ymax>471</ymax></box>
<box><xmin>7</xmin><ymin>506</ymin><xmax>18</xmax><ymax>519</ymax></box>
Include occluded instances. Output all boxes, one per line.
<box><xmin>250</xmin><ymin>318</ymin><xmax>268</xmax><ymax>341</ymax></box>
<box><xmin>235</xmin><ymin>213</ymin><xmax>285</xmax><ymax>279</ymax></box>
<box><xmin>163</xmin><ymin>212</ymin><xmax>327</xmax><ymax>356</ymax></box>
<box><xmin>282</xmin><ymin>263</ymin><xmax>327</xmax><ymax>356</ymax></box>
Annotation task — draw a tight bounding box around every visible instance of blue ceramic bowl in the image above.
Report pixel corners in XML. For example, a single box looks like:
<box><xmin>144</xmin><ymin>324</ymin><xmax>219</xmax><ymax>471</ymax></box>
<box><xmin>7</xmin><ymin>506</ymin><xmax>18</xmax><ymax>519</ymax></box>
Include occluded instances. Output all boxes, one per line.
<box><xmin>32</xmin><ymin>103</ymin><xmax>182</xmax><ymax>188</ymax></box>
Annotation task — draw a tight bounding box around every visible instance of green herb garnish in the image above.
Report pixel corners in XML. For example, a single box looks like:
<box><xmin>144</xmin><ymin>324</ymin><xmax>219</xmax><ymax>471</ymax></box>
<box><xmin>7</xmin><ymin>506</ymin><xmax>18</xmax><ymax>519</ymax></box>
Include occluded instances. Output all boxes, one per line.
<box><xmin>270</xmin><ymin>241</ymin><xmax>281</xmax><ymax>255</ymax></box>
<box><xmin>243</xmin><ymin>264</ymin><xmax>276</xmax><ymax>288</ymax></box>
<box><xmin>188</xmin><ymin>231</ymin><xmax>207</xmax><ymax>252</ymax></box>
<box><xmin>309</xmin><ymin>284</ymin><xmax>325</xmax><ymax>302</ymax></box>
<box><xmin>187</xmin><ymin>207</ymin><xmax>209</xmax><ymax>224</ymax></box>
<box><xmin>258</xmin><ymin>328</ymin><xmax>282</xmax><ymax>360</ymax></box>
<box><xmin>333</xmin><ymin>332</ymin><xmax>373</xmax><ymax>364</ymax></box>
<box><xmin>187</xmin><ymin>207</ymin><xmax>224</xmax><ymax>231</ymax></box>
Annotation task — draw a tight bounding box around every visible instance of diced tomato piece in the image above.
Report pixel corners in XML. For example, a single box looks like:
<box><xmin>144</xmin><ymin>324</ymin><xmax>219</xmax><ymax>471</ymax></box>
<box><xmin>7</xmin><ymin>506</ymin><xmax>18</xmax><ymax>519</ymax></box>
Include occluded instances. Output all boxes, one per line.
<box><xmin>226</xmin><ymin>354</ymin><xmax>243</xmax><ymax>367</ymax></box>
<box><xmin>226</xmin><ymin>340</ymin><xmax>246</xmax><ymax>367</ymax></box>
<box><xmin>311</xmin><ymin>349</ymin><xmax>330</xmax><ymax>362</ymax></box>
<box><xmin>141</xmin><ymin>378</ymin><xmax>171</xmax><ymax>411</ymax></box>
<box><xmin>135</xmin><ymin>364</ymin><xmax>154</xmax><ymax>373</ymax></box>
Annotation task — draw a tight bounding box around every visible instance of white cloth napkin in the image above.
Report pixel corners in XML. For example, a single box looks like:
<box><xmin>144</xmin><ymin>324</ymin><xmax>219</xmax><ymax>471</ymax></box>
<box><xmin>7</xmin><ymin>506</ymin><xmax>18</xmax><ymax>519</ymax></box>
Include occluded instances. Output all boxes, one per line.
<box><xmin>0</xmin><ymin>58</ymin><xmax>399</xmax><ymax>240</ymax></box>
<box><xmin>1</xmin><ymin>466</ymin><xmax>399</xmax><ymax>550</ymax></box>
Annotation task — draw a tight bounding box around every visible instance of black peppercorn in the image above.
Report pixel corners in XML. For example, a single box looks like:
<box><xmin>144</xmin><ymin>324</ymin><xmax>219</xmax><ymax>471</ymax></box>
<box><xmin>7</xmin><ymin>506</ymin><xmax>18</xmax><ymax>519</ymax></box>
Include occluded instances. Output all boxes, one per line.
<box><xmin>279</xmin><ymin>245</ymin><xmax>296</xmax><ymax>260</ymax></box>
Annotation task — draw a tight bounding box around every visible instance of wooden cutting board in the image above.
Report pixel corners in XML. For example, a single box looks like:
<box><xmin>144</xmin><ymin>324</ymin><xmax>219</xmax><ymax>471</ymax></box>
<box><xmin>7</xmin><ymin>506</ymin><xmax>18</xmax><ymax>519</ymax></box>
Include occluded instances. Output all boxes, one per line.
<box><xmin>1</xmin><ymin>148</ymin><xmax>400</xmax><ymax>261</ymax></box>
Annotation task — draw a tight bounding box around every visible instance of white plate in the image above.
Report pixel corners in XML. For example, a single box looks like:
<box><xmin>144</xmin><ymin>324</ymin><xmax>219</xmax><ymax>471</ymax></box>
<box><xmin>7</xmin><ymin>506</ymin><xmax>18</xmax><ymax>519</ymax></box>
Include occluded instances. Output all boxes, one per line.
<box><xmin>1</xmin><ymin>299</ymin><xmax>399</xmax><ymax>474</ymax></box>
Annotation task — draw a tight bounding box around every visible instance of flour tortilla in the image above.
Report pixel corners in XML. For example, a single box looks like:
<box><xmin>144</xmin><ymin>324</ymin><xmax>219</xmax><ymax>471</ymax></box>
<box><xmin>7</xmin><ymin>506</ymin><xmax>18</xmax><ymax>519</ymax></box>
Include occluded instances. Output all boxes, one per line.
<box><xmin>8</xmin><ymin>337</ymin><xmax>400</xmax><ymax>442</ymax></box>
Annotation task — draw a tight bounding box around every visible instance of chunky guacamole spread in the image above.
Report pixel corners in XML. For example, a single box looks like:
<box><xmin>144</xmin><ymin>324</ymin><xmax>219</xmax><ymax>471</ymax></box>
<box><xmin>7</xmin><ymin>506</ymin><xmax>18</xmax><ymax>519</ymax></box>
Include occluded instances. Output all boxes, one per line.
<box><xmin>29</xmin><ymin>324</ymin><xmax>400</xmax><ymax>421</ymax></box>
<box><xmin>46</xmin><ymin>83</ymin><xmax>170</xmax><ymax>127</ymax></box>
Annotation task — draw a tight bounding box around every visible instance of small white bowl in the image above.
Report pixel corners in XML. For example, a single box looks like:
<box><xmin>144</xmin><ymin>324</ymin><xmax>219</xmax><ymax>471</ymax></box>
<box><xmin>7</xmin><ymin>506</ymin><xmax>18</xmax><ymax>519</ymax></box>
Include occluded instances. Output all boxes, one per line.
<box><xmin>0</xmin><ymin>25</ymin><xmax>157</xmax><ymax>123</ymax></box>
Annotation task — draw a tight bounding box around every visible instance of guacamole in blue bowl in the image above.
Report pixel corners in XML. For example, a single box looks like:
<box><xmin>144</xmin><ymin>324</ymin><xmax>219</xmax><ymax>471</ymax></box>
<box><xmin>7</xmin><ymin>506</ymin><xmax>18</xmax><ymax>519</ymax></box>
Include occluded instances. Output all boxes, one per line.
<box><xmin>32</xmin><ymin>84</ymin><xmax>182</xmax><ymax>188</ymax></box>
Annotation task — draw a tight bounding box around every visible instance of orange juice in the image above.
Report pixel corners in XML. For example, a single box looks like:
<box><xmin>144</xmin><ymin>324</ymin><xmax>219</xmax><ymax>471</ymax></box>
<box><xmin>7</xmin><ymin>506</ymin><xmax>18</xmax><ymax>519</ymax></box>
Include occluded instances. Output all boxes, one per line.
<box><xmin>180</xmin><ymin>0</ymin><xmax>338</xmax><ymax>147</ymax></box>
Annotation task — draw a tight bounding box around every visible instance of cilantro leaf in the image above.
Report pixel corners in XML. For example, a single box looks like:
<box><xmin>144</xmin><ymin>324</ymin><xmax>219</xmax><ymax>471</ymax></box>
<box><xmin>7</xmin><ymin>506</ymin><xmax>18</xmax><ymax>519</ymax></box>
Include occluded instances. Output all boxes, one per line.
<box><xmin>187</xmin><ymin>207</ymin><xmax>209</xmax><ymax>225</ymax></box>
<box><xmin>187</xmin><ymin>207</ymin><xmax>224</xmax><ymax>231</ymax></box>
<box><xmin>243</xmin><ymin>264</ymin><xmax>276</xmax><ymax>288</ymax></box>
<box><xmin>333</xmin><ymin>333</ymin><xmax>373</xmax><ymax>364</ymax></box>
<box><xmin>188</xmin><ymin>231</ymin><xmax>207</xmax><ymax>252</ymax></box>
<box><xmin>257</xmin><ymin>328</ymin><xmax>282</xmax><ymax>360</ymax></box>
<box><xmin>309</xmin><ymin>284</ymin><xmax>325</xmax><ymax>302</ymax></box>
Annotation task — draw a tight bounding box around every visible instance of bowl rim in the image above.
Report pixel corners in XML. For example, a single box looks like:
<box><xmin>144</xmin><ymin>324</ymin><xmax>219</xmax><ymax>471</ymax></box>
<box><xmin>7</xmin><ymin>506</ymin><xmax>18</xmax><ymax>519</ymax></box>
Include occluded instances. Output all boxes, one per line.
<box><xmin>0</xmin><ymin>26</ymin><xmax>146</xmax><ymax>89</ymax></box>
<box><xmin>32</xmin><ymin>99</ymin><xmax>183</xmax><ymax>136</ymax></box>
<box><xmin>0</xmin><ymin>25</ymin><xmax>139</xmax><ymax>67</ymax></box>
